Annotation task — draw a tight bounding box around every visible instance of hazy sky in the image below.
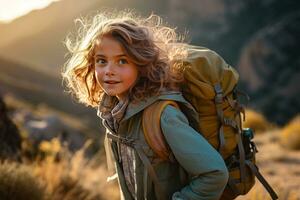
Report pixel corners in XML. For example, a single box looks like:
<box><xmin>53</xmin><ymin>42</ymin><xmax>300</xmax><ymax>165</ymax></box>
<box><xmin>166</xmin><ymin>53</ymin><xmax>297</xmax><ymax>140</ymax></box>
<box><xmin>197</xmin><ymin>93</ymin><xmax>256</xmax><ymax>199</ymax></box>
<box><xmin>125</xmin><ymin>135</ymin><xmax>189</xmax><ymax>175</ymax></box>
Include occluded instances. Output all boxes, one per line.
<box><xmin>0</xmin><ymin>0</ymin><xmax>59</xmax><ymax>22</ymax></box>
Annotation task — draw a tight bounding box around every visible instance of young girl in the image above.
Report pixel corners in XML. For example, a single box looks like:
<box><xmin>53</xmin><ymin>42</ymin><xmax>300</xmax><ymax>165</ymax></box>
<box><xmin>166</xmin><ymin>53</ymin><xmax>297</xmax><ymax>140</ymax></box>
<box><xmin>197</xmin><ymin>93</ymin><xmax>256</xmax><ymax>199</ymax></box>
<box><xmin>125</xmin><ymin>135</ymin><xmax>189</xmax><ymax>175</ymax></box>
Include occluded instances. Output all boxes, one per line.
<box><xmin>62</xmin><ymin>11</ymin><xmax>229</xmax><ymax>200</ymax></box>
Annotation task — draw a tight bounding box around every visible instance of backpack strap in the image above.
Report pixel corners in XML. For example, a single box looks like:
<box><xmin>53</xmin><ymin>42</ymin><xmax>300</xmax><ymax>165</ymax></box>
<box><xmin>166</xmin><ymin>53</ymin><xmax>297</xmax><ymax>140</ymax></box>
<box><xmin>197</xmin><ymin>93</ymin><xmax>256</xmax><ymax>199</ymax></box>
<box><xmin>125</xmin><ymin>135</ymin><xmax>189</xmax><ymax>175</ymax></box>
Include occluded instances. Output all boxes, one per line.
<box><xmin>142</xmin><ymin>100</ymin><xmax>179</xmax><ymax>161</ymax></box>
<box><xmin>214</xmin><ymin>83</ymin><xmax>247</xmax><ymax>191</ymax></box>
<box><xmin>245</xmin><ymin>160</ymin><xmax>279</xmax><ymax>200</ymax></box>
<box><xmin>213</xmin><ymin>83</ymin><xmax>226</xmax><ymax>153</ymax></box>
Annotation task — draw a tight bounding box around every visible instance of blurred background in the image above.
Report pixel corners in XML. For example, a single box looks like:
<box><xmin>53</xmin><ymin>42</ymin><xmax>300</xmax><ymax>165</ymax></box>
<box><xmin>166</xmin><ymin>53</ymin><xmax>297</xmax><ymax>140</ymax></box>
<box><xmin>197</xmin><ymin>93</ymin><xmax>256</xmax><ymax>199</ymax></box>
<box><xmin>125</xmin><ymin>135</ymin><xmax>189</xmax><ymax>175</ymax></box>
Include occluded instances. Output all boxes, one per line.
<box><xmin>0</xmin><ymin>0</ymin><xmax>299</xmax><ymax>199</ymax></box>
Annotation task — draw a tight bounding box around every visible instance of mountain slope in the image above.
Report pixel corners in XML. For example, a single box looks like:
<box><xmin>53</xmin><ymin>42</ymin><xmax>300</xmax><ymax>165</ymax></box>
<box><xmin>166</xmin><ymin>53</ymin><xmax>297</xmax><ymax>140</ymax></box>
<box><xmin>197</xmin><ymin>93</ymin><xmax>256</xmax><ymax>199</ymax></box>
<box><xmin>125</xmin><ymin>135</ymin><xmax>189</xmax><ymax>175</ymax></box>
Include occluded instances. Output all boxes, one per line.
<box><xmin>0</xmin><ymin>0</ymin><xmax>99</xmax><ymax>75</ymax></box>
<box><xmin>0</xmin><ymin>57</ymin><xmax>100</xmax><ymax>133</ymax></box>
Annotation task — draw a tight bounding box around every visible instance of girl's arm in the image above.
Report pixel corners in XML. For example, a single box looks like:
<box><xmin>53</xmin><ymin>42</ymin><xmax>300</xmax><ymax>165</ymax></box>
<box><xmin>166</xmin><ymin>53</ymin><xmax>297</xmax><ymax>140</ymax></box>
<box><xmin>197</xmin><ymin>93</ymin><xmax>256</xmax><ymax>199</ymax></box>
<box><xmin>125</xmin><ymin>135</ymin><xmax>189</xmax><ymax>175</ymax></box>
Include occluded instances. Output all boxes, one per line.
<box><xmin>160</xmin><ymin>105</ymin><xmax>229</xmax><ymax>200</ymax></box>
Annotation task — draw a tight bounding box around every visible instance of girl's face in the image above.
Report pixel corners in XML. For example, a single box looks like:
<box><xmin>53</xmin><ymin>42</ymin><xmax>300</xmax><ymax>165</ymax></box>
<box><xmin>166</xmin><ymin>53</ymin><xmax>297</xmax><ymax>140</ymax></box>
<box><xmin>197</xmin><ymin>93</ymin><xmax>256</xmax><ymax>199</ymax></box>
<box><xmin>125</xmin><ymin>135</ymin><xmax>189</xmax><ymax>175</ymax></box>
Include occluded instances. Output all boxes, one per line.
<box><xmin>94</xmin><ymin>36</ymin><xmax>138</xmax><ymax>101</ymax></box>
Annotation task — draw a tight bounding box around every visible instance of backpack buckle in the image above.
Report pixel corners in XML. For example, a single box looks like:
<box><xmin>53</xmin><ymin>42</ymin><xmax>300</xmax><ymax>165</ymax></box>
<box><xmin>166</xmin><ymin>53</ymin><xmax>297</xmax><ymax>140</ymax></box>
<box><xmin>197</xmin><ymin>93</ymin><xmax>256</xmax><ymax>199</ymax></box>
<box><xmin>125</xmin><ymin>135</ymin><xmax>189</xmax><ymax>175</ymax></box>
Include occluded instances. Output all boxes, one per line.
<box><xmin>106</xmin><ymin>132</ymin><xmax>136</xmax><ymax>147</ymax></box>
<box><xmin>214</xmin><ymin>83</ymin><xmax>223</xmax><ymax>104</ymax></box>
<box><xmin>119</xmin><ymin>137</ymin><xmax>136</xmax><ymax>147</ymax></box>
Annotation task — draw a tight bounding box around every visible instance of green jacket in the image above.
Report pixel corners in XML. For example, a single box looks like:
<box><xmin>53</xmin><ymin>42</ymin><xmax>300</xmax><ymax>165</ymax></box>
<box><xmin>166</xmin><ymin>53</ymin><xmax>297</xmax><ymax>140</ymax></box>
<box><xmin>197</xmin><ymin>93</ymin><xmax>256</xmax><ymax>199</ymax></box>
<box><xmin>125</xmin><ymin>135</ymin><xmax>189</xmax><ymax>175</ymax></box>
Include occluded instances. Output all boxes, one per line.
<box><xmin>100</xmin><ymin>92</ymin><xmax>229</xmax><ymax>200</ymax></box>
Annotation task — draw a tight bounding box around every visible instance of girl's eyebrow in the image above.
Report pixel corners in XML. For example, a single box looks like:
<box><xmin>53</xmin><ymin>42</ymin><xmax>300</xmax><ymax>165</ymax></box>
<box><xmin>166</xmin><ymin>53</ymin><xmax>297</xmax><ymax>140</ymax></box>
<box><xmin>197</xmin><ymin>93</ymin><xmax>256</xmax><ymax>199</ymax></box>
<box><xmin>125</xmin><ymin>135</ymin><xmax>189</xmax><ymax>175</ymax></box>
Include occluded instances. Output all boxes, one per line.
<box><xmin>94</xmin><ymin>54</ymin><xmax>127</xmax><ymax>58</ymax></box>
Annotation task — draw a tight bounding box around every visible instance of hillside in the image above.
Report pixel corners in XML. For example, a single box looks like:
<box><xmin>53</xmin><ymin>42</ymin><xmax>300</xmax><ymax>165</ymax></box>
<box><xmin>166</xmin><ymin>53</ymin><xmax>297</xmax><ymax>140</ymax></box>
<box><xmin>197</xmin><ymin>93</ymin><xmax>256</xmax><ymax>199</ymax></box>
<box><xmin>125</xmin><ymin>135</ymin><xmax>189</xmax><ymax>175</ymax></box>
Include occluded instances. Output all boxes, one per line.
<box><xmin>0</xmin><ymin>0</ymin><xmax>99</xmax><ymax>75</ymax></box>
<box><xmin>0</xmin><ymin>57</ymin><xmax>101</xmax><ymax>135</ymax></box>
<box><xmin>0</xmin><ymin>0</ymin><xmax>299</xmax><ymax>125</ymax></box>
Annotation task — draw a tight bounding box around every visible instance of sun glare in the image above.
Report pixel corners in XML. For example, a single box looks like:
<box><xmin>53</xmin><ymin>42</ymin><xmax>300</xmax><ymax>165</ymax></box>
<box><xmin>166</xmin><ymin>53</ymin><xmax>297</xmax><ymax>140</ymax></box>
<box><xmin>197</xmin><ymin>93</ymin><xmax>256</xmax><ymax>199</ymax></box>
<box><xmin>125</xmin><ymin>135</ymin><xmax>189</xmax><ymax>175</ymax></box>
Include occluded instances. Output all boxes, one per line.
<box><xmin>0</xmin><ymin>0</ymin><xmax>59</xmax><ymax>23</ymax></box>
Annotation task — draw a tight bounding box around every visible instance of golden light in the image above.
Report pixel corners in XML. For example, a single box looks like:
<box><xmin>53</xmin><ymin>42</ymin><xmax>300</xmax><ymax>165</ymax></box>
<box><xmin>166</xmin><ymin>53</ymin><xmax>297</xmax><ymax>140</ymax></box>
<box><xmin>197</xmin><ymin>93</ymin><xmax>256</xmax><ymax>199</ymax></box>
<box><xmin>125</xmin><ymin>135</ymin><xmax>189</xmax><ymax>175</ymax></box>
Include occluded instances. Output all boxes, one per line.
<box><xmin>0</xmin><ymin>0</ymin><xmax>59</xmax><ymax>23</ymax></box>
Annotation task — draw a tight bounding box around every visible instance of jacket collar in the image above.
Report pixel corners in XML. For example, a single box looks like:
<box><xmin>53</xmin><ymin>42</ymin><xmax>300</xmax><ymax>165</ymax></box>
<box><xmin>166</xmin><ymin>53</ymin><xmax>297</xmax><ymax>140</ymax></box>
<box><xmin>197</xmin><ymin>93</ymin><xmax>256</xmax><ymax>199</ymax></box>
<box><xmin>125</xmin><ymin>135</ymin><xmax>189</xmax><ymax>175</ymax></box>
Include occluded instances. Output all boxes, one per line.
<box><xmin>97</xmin><ymin>91</ymin><xmax>199</xmax><ymax>127</ymax></box>
<box><xmin>123</xmin><ymin>91</ymin><xmax>195</xmax><ymax>121</ymax></box>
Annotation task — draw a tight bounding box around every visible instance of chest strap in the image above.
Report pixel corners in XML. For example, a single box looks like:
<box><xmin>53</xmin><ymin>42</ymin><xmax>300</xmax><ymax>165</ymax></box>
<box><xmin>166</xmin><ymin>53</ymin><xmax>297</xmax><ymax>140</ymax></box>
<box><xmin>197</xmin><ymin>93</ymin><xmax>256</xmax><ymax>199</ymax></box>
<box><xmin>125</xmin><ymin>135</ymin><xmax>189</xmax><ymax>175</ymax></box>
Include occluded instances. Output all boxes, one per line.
<box><xmin>106</xmin><ymin>132</ymin><xmax>167</xmax><ymax>199</ymax></box>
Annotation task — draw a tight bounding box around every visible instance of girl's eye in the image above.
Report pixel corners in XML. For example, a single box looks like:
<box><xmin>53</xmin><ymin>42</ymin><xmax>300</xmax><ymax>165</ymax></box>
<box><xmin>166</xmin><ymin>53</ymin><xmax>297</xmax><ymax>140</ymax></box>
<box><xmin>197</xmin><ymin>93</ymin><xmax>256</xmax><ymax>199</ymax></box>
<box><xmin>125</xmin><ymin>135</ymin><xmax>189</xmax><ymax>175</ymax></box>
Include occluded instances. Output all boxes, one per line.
<box><xmin>118</xmin><ymin>58</ymin><xmax>129</xmax><ymax>65</ymax></box>
<box><xmin>95</xmin><ymin>58</ymin><xmax>107</xmax><ymax>65</ymax></box>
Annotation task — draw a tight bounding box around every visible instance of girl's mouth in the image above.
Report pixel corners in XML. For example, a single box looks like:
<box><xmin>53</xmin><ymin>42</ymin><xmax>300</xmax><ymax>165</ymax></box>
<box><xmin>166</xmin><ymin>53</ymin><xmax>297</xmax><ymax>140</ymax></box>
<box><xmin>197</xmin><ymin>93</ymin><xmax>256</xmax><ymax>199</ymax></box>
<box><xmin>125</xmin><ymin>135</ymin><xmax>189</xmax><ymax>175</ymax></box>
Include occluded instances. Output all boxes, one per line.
<box><xmin>104</xmin><ymin>80</ymin><xmax>121</xmax><ymax>84</ymax></box>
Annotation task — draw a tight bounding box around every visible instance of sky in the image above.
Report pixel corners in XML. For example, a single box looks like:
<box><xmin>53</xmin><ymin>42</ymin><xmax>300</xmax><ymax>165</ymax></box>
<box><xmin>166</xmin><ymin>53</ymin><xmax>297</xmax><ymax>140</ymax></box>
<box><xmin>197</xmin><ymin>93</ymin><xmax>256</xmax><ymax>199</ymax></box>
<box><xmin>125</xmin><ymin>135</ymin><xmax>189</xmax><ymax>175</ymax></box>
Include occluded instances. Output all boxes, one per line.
<box><xmin>0</xmin><ymin>0</ymin><xmax>59</xmax><ymax>23</ymax></box>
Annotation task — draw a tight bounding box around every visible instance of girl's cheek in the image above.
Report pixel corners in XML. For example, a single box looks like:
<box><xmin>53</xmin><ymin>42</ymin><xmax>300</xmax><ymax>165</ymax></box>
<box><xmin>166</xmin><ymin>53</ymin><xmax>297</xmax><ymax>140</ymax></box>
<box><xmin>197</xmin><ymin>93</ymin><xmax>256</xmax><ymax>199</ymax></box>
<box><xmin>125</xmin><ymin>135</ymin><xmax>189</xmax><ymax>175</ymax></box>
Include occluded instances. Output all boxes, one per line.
<box><xmin>94</xmin><ymin>68</ymin><xmax>103</xmax><ymax>85</ymax></box>
<box><xmin>95</xmin><ymin>66</ymin><xmax>104</xmax><ymax>76</ymax></box>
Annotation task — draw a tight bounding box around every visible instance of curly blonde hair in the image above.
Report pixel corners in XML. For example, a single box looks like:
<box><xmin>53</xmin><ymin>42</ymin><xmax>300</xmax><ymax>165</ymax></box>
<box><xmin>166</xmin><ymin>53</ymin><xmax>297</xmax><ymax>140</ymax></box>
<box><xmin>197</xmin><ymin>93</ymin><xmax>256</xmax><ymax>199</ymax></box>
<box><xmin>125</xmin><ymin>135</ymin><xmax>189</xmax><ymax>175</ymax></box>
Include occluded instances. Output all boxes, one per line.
<box><xmin>62</xmin><ymin>10</ymin><xmax>187</xmax><ymax>107</ymax></box>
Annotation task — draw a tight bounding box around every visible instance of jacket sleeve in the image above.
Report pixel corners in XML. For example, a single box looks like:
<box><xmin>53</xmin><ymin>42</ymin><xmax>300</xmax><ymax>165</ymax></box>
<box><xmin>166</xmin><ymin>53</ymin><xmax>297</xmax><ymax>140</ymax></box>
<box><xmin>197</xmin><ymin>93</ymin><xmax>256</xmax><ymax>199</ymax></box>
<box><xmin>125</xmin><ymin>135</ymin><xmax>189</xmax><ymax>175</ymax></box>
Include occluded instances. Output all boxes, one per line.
<box><xmin>160</xmin><ymin>105</ymin><xmax>229</xmax><ymax>200</ymax></box>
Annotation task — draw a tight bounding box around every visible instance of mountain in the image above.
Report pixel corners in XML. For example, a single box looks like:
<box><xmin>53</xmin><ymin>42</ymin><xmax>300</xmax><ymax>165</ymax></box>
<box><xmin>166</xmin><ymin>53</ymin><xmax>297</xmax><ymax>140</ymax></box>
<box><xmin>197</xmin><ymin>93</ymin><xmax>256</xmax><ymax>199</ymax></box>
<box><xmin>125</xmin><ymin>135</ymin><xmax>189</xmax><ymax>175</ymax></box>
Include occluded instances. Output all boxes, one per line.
<box><xmin>0</xmin><ymin>0</ymin><xmax>100</xmax><ymax>76</ymax></box>
<box><xmin>237</xmin><ymin>12</ymin><xmax>300</xmax><ymax>125</ymax></box>
<box><xmin>0</xmin><ymin>0</ymin><xmax>299</xmax><ymax>125</ymax></box>
<box><xmin>0</xmin><ymin>57</ymin><xmax>100</xmax><ymax>133</ymax></box>
<box><xmin>0</xmin><ymin>0</ymin><xmax>167</xmax><ymax>76</ymax></box>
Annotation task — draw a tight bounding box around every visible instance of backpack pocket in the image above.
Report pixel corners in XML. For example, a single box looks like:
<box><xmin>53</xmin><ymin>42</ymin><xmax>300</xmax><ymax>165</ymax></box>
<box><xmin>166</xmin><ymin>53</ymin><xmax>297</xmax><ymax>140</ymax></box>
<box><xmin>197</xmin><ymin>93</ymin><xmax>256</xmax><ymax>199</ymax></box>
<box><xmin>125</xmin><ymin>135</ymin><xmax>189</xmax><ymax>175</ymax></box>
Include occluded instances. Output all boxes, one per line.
<box><xmin>220</xmin><ymin>128</ymin><xmax>257</xmax><ymax>200</ymax></box>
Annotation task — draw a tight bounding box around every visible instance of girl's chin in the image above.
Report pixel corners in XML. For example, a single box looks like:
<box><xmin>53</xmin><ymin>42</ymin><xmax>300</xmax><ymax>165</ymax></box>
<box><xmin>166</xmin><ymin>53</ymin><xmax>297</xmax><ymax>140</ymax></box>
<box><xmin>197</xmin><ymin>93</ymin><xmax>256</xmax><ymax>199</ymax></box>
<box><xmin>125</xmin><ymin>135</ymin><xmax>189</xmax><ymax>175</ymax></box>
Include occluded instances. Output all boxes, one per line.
<box><xmin>104</xmin><ymin>90</ymin><xmax>119</xmax><ymax>97</ymax></box>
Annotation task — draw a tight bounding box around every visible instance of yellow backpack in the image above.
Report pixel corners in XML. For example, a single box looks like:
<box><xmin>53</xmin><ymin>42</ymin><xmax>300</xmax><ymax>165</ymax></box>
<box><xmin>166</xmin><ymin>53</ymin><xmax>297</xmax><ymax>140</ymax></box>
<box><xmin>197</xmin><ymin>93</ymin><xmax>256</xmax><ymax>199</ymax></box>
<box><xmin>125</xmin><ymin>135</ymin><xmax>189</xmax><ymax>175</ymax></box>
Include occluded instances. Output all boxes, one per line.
<box><xmin>142</xmin><ymin>46</ymin><xmax>278</xmax><ymax>200</ymax></box>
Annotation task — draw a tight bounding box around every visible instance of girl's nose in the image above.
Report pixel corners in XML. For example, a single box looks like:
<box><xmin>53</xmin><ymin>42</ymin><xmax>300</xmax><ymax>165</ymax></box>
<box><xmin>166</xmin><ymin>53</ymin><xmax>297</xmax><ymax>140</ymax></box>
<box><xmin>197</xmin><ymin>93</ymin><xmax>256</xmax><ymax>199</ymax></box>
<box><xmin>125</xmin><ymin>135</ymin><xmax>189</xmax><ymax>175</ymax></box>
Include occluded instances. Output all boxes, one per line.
<box><xmin>105</xmin><ymin>63</ymin><xmax>115</xmax><ymax>76</ymax></box>
<box><xmin>105</xmin><ymin>70</ymin><xmax>115</xmax><ymax>76</ymax></box>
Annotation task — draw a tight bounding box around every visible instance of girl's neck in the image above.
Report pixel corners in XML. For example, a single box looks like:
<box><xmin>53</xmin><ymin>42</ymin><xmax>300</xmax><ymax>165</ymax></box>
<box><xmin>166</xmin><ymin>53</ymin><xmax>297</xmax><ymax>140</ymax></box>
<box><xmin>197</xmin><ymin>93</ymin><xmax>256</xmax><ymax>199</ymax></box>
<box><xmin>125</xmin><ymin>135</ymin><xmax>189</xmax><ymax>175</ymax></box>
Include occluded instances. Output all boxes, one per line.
<box><xmin>116</xmin><ymin>93</ymin><xmax>129</xmax><ymax>104</ymax></box>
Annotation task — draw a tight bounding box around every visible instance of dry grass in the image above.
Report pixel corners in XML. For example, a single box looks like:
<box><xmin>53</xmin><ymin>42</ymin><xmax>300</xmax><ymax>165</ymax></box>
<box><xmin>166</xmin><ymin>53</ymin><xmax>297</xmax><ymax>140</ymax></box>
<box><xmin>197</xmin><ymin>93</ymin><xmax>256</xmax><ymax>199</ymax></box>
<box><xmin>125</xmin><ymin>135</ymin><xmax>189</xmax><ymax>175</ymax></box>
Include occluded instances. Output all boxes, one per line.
<box><xmin>1</xmin><ymin>97</ymin><xmax>299</xmax><ymax>200</ymax></box>
<box><xmin>31</xmin><ymin>139</ymin><xmax>120</xmax><ymax>200</ymax></box>
<box><xmin>280</xmin><ymin>115</ymin><xmax>300</xmax><ymax>150</ymax></box>
<box><xmin>0</xmin><ymin>138</ymin><xmax>119</xmax><ymax>200</ymax></box>
<box><xmin>237</xmin><ymin>183</ymin><xmax>299</xmax><ymax>200</ymax></box>
<box><xmin>0</xmin><ymin>161</ymin><xmax>45</xmax><ymax>200</ymax></box>
<box><xmin>236</xmin><ymin>126</ymin><xmax>300</xmax><ymax>200</ymax></box>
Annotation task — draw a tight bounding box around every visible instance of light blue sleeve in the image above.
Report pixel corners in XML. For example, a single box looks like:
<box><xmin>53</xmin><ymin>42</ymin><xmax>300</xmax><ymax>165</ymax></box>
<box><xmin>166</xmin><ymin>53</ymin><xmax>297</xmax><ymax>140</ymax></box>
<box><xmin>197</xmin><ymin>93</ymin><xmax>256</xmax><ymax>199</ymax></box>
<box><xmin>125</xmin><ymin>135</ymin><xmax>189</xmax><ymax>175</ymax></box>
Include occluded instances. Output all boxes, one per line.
<box><xmin>160</xmin><ymin>105</ymin><xmax>229</xmax><ymax>200</ymax></box>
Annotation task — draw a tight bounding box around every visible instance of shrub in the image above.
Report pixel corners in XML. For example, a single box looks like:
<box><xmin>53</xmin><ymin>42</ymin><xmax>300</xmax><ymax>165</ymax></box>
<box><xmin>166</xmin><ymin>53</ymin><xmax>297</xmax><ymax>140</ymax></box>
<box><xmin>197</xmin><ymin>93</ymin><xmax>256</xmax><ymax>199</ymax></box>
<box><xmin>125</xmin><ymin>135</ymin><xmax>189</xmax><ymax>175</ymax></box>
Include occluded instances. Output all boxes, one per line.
<box><xmin>33</xmin><ymin>139</ymin><xmax>116</xmax><ymax>200</ymax></box>
<box><xmin>0</xmin><ymin>161</ymin><xmax>45</xmax><ymax>200</ymax></box>
<box><xmin>1</xmin><ymin>137</ymin><xmax>119</xmax><ymax>200</ymax></box>
<box><xmin>243</xmin><ymin>109</ymin><xmax>272</xmax><ymax>133</ymax></box>
<box><xmin>280</xmin><ymin>115</ymin><xmax>300</xmax><ymax>150</ymax></box>
<box><xmin>45</xmin><ymin>176</ymin><xmax>101</xmax><ymax>200</ymax></box>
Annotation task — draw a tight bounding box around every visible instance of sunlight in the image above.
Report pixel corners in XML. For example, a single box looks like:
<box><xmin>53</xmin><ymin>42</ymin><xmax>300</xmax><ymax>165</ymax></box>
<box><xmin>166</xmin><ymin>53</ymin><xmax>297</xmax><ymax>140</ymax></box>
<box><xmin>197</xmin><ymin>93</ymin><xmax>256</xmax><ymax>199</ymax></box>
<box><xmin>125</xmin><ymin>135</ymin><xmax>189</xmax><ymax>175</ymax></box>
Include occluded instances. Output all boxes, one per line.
<box><xmin>0</xmin><ymin>0</ymin><xmax>59</xmax><ymax>23</ymax></box>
